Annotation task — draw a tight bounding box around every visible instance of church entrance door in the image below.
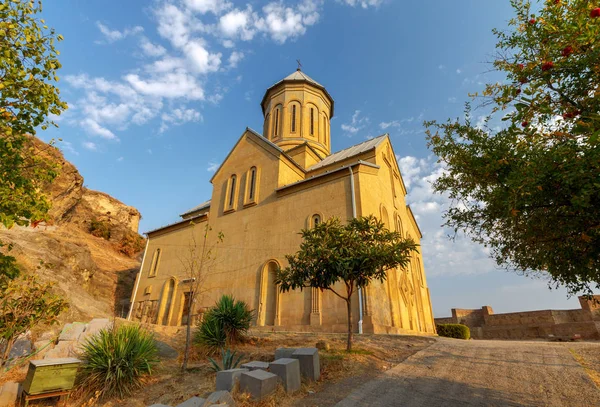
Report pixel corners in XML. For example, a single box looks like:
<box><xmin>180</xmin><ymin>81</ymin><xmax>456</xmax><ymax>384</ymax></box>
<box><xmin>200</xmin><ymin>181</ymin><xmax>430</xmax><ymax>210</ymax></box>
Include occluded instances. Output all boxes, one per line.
<box><xmin>160</xmin><ymin>279</ymin><xmax>175</xmax><ymax>326</ymax></box>
<box><xmin>265</xmin><ymin>262</ymin><xmax>277</xmax><ymax>326</ymax></box>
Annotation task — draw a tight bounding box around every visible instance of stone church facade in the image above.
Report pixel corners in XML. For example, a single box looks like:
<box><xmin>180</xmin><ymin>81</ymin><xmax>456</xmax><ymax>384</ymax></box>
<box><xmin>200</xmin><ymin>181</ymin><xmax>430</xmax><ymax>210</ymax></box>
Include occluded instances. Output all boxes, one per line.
<box><xmin>128</xmin><ymin>69</ymin><xmax>436</xmax><ymax>335</ymax></box>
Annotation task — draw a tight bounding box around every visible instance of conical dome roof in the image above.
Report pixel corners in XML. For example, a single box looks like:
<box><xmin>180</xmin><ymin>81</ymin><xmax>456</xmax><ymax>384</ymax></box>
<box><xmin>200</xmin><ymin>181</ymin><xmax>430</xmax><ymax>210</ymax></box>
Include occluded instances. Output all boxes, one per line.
<box><xmin>261</xmin><ymin>69</ymin><xmax>334</xmax><ymax>117</ymax></box>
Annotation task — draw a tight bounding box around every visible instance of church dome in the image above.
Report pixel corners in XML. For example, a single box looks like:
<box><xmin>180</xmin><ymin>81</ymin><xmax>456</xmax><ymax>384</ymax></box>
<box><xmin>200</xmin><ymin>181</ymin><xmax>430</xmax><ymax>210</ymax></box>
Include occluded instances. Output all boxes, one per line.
<box><xmin>260</xmin><ymin>69</ymin><xmax>334</xmax><ymax>158</ymax></box>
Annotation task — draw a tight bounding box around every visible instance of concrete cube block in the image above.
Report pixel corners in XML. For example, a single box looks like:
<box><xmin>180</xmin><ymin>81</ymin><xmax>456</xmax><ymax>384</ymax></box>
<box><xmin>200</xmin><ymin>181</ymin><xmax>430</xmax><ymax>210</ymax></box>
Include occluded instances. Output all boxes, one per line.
<box><xmin>241</xmin><ymin>361</ymin><xmax>269</xmax><ymax>371</ymax></box>
<box><xmin>269</xmin><ymin>358</ymin><xmax>301</xmax><ymax>393</ymax></box>
<box><xmin>275</xmin><ymin>347</ymin><xmax>297</xmax><ymax>360</ymax></box>
<box><xmin>216</xmin><ymin>368</ymin><xmax>248</xmax><ymax>391</ymax></box>
<box><xmin>292</xmin><ymin>347</ymin><xmax>320</xmax><ymax>381</ymax></box>
<box><xmin>239</xmin><ymin>370</ymin><xmax>278</xmax><ymax>401</ymax></box>
<box><xmin>202</xmin><ymin>390</ymin><xmax>234</xmax><ymax>407</ymax></box>
<box><xmin>176</xmin><ymin>397</ymin><xmax>205</xmax><ymax>407</ymax></box>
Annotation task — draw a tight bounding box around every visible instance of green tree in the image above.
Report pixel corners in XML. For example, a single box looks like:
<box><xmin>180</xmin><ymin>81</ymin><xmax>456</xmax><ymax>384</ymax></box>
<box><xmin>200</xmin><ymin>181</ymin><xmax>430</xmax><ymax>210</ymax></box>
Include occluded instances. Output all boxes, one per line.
<box><xmin>0</xmin><ymin>0</ymin><xmax>66</xmax><ymax>287</ymax></box>
<box><xmin>1</xmin><ymin>0</ymin><xmax>66</xmax><ymax>229</ymax></box>
<box><xmin>277</xmin><ymin>216</ymin><xmax>418</xmax><ymax>351</ymax></box>
<box><xmin>0</xmin><ymin>274</ymin><xmax>69</xmax><ymax>366</ymax></box>
<box><xmin>425</xmin><ymin>0</ymin><xmax>600</xmax><ymax>295</ymax></box>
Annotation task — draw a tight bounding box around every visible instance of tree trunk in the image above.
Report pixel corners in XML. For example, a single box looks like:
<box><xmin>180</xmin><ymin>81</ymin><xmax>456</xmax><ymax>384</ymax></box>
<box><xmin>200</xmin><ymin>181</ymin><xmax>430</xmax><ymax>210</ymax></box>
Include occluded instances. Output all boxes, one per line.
<box><xmin>182</xmin><ymin>292</ymin><xmax>193</xmax><ymax>371</ymax></box>
<box><xmin>346</xmin><ymin>298</ymin><xmax>353</xmax><ymax>352</ymax></box>
<box><xmin>1</xmin><ymin>336</ymin><xmax>16</xmax><ymax>366</ymax></box>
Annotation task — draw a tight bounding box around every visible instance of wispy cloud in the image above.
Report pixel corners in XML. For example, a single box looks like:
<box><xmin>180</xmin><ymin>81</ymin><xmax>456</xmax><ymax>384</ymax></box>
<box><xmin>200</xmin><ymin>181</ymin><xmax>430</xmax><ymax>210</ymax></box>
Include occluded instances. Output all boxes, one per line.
<box><xmin>207</xmin><ymin>161</ymin><xmax>219</xmax><ymax>172</ymax></box>
<box><xmin>341</xmin><ymin>110</ymin><xmax>369</xmax><ymax>136</ymax></box>
<box><xmin>82</xmin><ymin>141</ymin><xmax>98</xmax><ymax>151</ymax></box>
<box><xmin>96</xmin><ymin>22</ymin><xmax>143</xmax><ymax>43</ymax></box>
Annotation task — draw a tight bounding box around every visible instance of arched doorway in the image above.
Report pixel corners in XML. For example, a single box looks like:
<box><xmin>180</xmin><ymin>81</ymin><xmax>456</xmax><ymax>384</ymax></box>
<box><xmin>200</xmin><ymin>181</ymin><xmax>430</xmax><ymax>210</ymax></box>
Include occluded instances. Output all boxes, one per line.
<box><xmin>158</xmin><ymin>278</ymin><xmax>176</xmax><ymax>326</ymax></box>
<box><xmin>259</xmin><ymin>260</ymin><xmax>280</xmax><ymax>326</ymax></box>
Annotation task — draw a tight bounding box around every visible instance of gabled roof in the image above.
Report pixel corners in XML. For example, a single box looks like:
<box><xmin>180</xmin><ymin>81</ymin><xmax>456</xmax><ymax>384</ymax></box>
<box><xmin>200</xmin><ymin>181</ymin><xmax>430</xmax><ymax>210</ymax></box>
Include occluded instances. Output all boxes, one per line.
<box><xmin>180</xmin><ymin>200</ymin><xmax>211</xmax><ymax>218</ymax></box>
<box><xmin>209</xmin><ymin>127</ymin><xmax>305</xmax><ymax>184</ymax></box>
<box><xmin>308</xmin><ymin>134</ymin><xmax>388</xmax><ymax>171</ymax></box>
<box><xmin>261</xmin><ymin>69</ymin><xmax>335</xmax><ymax>117</ymax></box>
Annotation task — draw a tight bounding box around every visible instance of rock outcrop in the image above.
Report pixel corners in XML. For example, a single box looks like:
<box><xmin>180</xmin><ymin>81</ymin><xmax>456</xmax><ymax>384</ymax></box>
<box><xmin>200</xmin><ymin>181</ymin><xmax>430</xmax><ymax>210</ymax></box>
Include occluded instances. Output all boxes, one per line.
<box><xmin>0</xmin><ymin>137</ymin><xmax>144</xmax><ymax>322</ymax></box>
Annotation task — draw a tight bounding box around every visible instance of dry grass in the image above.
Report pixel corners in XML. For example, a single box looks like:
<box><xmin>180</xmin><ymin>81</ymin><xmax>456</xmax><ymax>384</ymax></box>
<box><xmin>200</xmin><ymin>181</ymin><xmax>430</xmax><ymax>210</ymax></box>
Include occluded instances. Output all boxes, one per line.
<box><xmin>15</xmin><ymin>327</ymin><xmax>433</xmax><ymax>407</ymax></box>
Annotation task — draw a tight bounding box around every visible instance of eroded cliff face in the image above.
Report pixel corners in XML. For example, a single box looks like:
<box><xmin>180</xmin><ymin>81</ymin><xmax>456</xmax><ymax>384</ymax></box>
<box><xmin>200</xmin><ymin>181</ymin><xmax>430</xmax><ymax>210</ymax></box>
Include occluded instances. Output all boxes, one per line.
<box><xmin>0</xmin><ymin>137</ymin><xmax>143</xmax><ymax>322</ymax></box>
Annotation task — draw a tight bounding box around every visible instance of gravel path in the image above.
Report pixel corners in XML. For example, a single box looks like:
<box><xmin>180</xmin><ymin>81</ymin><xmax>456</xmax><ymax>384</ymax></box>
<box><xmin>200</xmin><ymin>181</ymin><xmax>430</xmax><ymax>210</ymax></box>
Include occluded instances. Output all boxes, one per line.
<box><xmin>336</xmin><ymin>338</ymin><xmax>600</xmax><ymax>407</ymax></box>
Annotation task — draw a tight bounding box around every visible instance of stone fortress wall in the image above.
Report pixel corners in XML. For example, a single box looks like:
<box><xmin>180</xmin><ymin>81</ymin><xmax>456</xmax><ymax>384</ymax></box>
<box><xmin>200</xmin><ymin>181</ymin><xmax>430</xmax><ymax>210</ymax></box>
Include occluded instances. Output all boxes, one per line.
<box><xmin>435</xmin><ymin>296</ymin><xmax>600</xmax><ymax>340</ymax></box>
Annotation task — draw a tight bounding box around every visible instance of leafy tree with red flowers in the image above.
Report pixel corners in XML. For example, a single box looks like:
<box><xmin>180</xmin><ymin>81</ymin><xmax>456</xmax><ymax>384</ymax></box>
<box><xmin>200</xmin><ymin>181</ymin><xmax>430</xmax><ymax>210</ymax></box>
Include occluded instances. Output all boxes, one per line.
<box><xmin>425</xmin><ymin>0</ymin><xmax>600</xmax><ymax>295</ymax></box>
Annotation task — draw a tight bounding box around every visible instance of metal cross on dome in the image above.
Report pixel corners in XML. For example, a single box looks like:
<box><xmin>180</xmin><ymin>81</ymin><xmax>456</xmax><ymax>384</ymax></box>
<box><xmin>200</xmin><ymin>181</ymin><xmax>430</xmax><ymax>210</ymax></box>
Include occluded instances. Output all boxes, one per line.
<box><xmin>296</xmin><ymin>59</ymin><xmax>302</xmax><ymax>71</ymax></box>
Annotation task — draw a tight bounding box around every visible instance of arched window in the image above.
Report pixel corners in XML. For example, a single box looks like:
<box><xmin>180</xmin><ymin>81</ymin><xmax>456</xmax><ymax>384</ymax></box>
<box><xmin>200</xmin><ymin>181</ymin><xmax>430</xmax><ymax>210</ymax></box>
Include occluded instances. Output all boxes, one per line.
<box><xmin>310</xmin><ymin>108</ymin><xmax>315</xmax><ymax>135</ymax></box>
<box><xmin>395</xmin><ymin>215</ymin><xmax>403</xmax><ymax>236</ymax></box>
<box><xmin>149</xmin><ymin>248</ymin><xmax>161</xmax><ymax>277</ymax></box>
<box><xmin>291</xmin><ymin>105</ymin><xmax>297</xmax><ymax>133</ymax></box>
<box><xmin>225</xmin><ymin>174</ymin><xmax>237</xmax><ymax>211</ymax></box>
<box><xmin>273</xmin><ymin>105</ymin><xmax>282</xmax><ymax>138</ymax></box>
<box><xmin>248</xmin><ymin>167</ymin><xmax>257</xmax><ymax>200</ymax></box>
<box><xmin>312</xmin><ymin>214</ymin><xmax>321</xmax><ymax>227</ymax></box>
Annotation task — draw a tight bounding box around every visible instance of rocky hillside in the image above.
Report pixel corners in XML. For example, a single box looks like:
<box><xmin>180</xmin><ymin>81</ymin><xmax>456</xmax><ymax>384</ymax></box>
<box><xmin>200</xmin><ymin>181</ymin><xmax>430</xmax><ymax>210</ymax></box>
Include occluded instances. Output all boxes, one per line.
<box><xmin>0</xmin><ymin>137</ymin><xmax>144</xmax><ymax>322</ymax></box>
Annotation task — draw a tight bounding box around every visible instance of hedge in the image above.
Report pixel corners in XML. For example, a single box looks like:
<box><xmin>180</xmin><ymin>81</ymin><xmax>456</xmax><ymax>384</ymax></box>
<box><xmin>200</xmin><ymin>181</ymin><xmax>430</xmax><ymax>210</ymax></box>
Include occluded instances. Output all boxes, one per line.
<box><xmin>436</xmin><ymin>323</ymin><xmax>470</xmax><ymax>340</ymax></box>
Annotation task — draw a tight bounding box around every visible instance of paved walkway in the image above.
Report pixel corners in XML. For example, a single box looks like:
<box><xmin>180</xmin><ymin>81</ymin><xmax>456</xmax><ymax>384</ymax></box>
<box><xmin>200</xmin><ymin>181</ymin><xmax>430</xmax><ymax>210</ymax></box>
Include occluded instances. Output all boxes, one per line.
<box><xmin>336</xmin><ymin>338</ymin><xmax>600</xmax><ymax>407</ymax></box>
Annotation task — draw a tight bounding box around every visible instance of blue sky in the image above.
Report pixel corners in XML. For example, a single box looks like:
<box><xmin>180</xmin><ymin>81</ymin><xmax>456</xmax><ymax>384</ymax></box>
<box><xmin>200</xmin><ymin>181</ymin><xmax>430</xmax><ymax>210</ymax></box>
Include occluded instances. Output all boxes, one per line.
<box><xmin>38</xmin><ymin>0</ymin><xmax>585</xmax><ymax>316</ymax></box>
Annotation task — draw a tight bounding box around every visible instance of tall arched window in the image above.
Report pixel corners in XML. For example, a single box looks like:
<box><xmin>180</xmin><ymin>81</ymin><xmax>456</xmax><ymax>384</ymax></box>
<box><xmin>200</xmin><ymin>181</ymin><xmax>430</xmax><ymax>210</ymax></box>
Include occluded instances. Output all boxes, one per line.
<box><xmin>225</xmin><ymin>174</ymin><xmax>237</xmax><ymax>211</ymax></box>
<box><xmin>248</xmin><ymin>167</ymin><xmax>257</xmax><ymax>200</ymax></box>
<box><xmin>291</xmin><ymin>105</ymin><xmax>297</xmax><ymax>133</ymax></box>
<box><xmin>273</xmin><ymin>105</ymin><xmax>282</xmax><ymax>138</ymax></box>
<box><xmin>312</xmin><ymin>214</ymin><xmax>321</xmax><ymax>227</ymax></box>
<box><xmin>310</xmin><ymin>108</ymin><xmax>315</xmax><ymax>135</ymax></box>
<box><xmin>395</xmin><ymin>215</ymin><xmax>403</xmax><ymax>236</ymax></box>
<box><xmin>149</xmin><ymin>248</ymin><xmax>161</xmax><ymax>277</ymax></box>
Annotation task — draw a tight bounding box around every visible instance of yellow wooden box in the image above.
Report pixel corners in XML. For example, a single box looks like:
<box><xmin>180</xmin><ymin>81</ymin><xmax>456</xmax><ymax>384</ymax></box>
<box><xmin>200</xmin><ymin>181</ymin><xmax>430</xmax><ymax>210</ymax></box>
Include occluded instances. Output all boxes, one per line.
<box><xmin>22</xmin><ymin>358</ymin><xmax>81</xmax><ymax>395</ymax></box>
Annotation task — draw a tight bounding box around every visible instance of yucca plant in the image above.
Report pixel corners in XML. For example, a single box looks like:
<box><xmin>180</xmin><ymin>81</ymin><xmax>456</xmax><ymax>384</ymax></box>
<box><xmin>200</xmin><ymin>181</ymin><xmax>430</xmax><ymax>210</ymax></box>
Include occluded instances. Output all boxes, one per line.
<box><xmin>194</xmin><ymin>295</ymin><xmax>254</xmax><ymax>352</ymax></box>
<box><xmin>208</xmin><ymin>348</ymin><xmax>244</xmax><ymax>372</ymax></box>
<box><xmin>77</xmin><ymin>324</ymin><xmax>159</xmax><ymax>400</ymax></box>
<box><xmin>194</xmin><ymin>314</ymin><xmax>227</xmax><ymax>352</ymax></box>
<box><xmin>210</xmin><ymin>295</ymin><xmax>254</xmax><ymax>344</ymax></box>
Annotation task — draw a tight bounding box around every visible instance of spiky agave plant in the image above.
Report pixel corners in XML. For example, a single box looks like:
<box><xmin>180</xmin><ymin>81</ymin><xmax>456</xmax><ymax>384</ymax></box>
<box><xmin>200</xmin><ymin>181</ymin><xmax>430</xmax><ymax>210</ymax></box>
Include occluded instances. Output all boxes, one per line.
<box><xmin>194</xmin><ymin>314</ymin><xmax>227</xmax><ymax>352</ymax></box>
<box><xmin>77</xmin><ymin>324</ymin><xmax>159</xmax><ymax>400</ymax></box>
<box><xmin>210</xmin><ymin>295</ymin><xmax>254</xmax><ymax>344</ymax></box>
<box><xmin>208</xmin><ymin>348</ymin><xmax>244</xmax><ymax>372</ymax></box>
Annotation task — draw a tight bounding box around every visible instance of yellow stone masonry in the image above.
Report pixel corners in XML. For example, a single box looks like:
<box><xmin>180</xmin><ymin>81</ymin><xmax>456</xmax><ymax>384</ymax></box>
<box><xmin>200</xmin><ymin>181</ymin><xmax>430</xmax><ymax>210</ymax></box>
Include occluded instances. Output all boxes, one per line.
<box><xmin>128</xmin><ymin>69</ymin><xmax>436</xmax><ymax>335</ymax></box>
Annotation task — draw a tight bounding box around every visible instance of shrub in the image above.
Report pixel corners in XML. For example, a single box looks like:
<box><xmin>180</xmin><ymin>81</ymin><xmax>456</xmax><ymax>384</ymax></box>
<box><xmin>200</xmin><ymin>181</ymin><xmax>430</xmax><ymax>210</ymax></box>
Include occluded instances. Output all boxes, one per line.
<box><xmin>77</xmin><ymin>324</ymin><xmax>158</xmax><ymax>400</ymax></box>
<box><xmin>436</xmin><ymin>323</ymin><xmax>470</xmax><ymax>340</ymax></box>
<box><xmin>195</xmin><ymin>315</ymin><xmax>227</xmax><ymax>352</ymax></box>
<box><xmin>116</xmin><ymin>232</ymin><xmax>145</xmax><ymax>257</ymax></box>
<box><xmin>89</xmin><ymin>218</ymin><xmax>111</xmax><ymax>240</ymax></box>
<box><xmin>208</xmin><ymin>348</ymin><xmax>244</xmax><ymax>372</ymax></box>
<box><xmin>194</xmin><ymin>295</ymin><xmax>254</xmax><ymax>352</ymax></box>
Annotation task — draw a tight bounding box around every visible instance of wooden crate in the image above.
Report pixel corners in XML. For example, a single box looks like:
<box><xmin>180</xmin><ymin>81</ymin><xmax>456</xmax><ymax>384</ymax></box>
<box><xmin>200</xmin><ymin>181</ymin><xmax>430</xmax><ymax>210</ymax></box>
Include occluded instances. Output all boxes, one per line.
<box><xmin>22</xmin><ymin>358</ymin><xmax>81</xmax><ymax>395</ymax></box>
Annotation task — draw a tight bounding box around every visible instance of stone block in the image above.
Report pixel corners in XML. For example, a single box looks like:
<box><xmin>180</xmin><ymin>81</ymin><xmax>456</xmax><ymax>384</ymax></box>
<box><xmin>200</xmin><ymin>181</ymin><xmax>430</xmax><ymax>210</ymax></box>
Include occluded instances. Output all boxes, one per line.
<box><xmin>86</xmin><ymin>318</ymin><xmax>111</xmax><ymax>335</ymax></box>
<box><xmin>176</xmin><ymin>397</ymin><xmax>206</xmax><ymax>407</ymax></box>
<box><xmin>216</xmin><ymin>368</ymin><xmax>248</xmax><ymax>391</ymax></box>
<box><xmin>9</xmin><ymin>335</ymin><xmax>32</xmax><ymax>359</ymax></box>
<box><xmin>274</xmin><ymin>347</ymin><xmax>297</xmax><ymax>360</ymax></box>
<box><xmin>240</xmin><ymin>370</ymin><xmax>278</xmax><ymax>401</ymax></box>
<box><xmin>292</xmin><ymin>348</ymin><xmax>320</xmax><ymax>381</ymax></box>
<box><xmin>202</xmin><ymin>390</ymin><xmax>234</xmax><ymax>407</ymax></box>
<box><xmin>241</xmin><ymin>361</ymin><xmax>269</xmax><ymax>371</ymax></box>
<box><xmin>0</xmin><ymin>382</ymin><xmax>20</xmax><ymax>407</ymax></box>
<box><xmin>44</xmin><ymin>341</ymin><xmax>75</xmax><ymax>359</ymax></box>
<box><xmin>269</xmin><ymin>358</ymin><xmax>300</xmax><ymax>393</ymax></box>
<box><xmin>58</xmin><ymin>322</ymin><xmax>86</xmax><ymax>341</ymax></box>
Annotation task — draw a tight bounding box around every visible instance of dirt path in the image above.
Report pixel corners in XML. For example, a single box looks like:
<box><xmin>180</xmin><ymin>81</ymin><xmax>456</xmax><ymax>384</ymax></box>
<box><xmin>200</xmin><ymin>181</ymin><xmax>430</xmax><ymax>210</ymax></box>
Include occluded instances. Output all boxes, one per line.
<box><xmin>336</xmin><ymin>338</ymin><xmax>600</xmax><ymax>407</ymax></box>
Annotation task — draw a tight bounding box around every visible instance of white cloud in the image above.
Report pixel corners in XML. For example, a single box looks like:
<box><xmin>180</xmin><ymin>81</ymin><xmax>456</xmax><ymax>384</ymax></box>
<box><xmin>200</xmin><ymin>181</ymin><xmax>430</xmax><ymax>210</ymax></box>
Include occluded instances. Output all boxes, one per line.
<box><xmin>139</xmin><ymin>37</ymin><xmax>167</xmax><ymax>57</ymax></box>
<box><xmin>125</xmin><ymin>72</ymin><xmax>205</xmax><ymax>100</ymax></box>
<box><xmin>380</xmin><ymin>116</ymin><xmax>414</xmax><ymax>130</ymax></box>
<box><xmin>159</xmin><ymin>107</ymin><xmax>203</xmax><ymax>132</ymax></box>
<box><xmin>117</xmin><ymin>156</ymin><xmax>125</xmax><ymax>162</ymax></box>
<box><xmin>184</xmin><ymin>0</ymin><xmax>232</xmax><ymax>14</ymax></box>
<box><xmin>341</xmin><ymin>110</ymin><xmax>369</xmax><ymax>136</ymax></box>
<box><xmin>456</xmin><ymin>69</ymin><xmax>462</xmax><ymax>74</ymax></box>
<box><xmin>338</xmin><ymin>0</ymin><xmax>383</xmax><ymax>8</ymax></box>
<box><xmin>256</xmin><ymin>1</ymin><xmax>320</xmax><ymax>44</ymax></box>
<box><xmin>398</xmin><ymin>155</ymin><xmax>495</xmax><ymax>277</ymax></box>
<box><xmin>82</xmin><ymin>141</ymin><xmax>98</xmax><ymax>151</ymax></box>
<box><xmin>184</xmin><ymin>40</ymin><xmax>222</xmax><ymax>73</ymax></box>
<box><xmin>219</xmin><ymin>8</ymin><xmax>256</xmax><ymax>40</ymax></box>
<box><xmin>228</xmin><ymin>51</ymin><xmax>244</xmax><ymax>68</ymax></box>
<box><xmin>207</xmin><ymin>161</ymin><xmax>219</xmax><ymax>172</ymax></box>
<box><xmin>96</xmin><ymin>22</ymin><xmax>143</xmax><ymax>43</ymax></box>
<box><xmin>438</xmin><ymin>64</ymin><xmax>446</xmax><ymax>71</ymax></box>
<box><xmin>81</xmin><ymin>118</ymin><xmax>118</xmax><ymax>140</ymax></box>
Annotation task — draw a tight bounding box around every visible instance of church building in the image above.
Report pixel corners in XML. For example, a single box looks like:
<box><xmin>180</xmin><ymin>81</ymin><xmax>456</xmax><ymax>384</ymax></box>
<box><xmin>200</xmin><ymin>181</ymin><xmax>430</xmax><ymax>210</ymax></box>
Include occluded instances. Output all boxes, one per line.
<box><xmin>128</xmin><ymin>69</ymin><xmax>436</xmax><ymax>335</ymax></box>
